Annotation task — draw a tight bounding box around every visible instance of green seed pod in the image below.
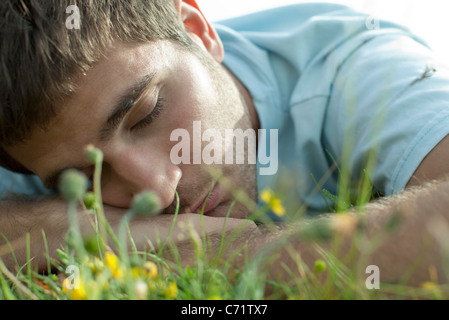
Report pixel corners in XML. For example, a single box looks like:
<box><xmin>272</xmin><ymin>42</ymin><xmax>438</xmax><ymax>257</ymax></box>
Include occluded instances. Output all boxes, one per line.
<box><xmin>85</xmin><ymin>144</ymin><xmax>103</xmax><ymax>164</ymax></box>
<box><xmin>83</xmin><ymin>192</ymin><xmax>98</xmax><ymax>210</ymax></box>
<box><xmin>131</xmin><ymin>191</ymin><xmax>161</xmax><ymax>216</ymax></box>
<box><xmin>314</xmin><ymin>260</ymin><xmax>327</xmax><ymax>274</ymax></box>
<box><xmin>59</xmin><ymin>170</ymin><xmax>88</xmax><ymax>202</ymax></box>
<box><xmin>83</xmin><ymin>234</ymin><xmax>101</xmax><ymax>254</ymax></box>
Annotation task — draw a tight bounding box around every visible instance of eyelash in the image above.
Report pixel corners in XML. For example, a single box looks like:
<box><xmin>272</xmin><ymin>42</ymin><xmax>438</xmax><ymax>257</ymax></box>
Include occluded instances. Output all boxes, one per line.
<box><xmin>131</xmin><ymin>96</ymin><xmax>165</xmax><ymax>131</ymax></box>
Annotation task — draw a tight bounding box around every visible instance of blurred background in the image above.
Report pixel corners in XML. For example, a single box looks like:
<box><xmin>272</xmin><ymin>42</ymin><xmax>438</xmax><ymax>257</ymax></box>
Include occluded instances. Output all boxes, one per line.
<box><xmin>197</xmin><ymin>0</ymin><xmax>449</xmax><ymax>65</ymax></box>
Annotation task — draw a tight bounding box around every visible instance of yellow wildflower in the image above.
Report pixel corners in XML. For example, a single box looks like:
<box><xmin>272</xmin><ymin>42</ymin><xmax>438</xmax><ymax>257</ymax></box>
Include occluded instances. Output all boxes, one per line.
<box><xmin>131</xmin><ymin>267</ymin><xmax>141</xmax><ymax>279</ymax></box>
<box><xmin>131</xmin><ymin>261</ymin><xmax>158</xmax><ymax>280</ymax></box>
<box><xmin>421</xmin><ymin>281</ymin><xmax>443</xmax><ymax>299</ymax></box>
<box><xmin>142</xmin><ymin>261</ymin><xmax>158</xmax><ymax>280</ymax></box>
<box><xmin>270</xmin><ymin>198</ymin><xmax>286</xmax><ymax>216</ymax></box>
<box><xmin>104</xmin><ymin>251</ymin><xmax>118</xmax><ymax>270</ymax></box>
<box><xmin>104</xmin><ymin>251</ymin><xmax>125</xmax><ymax>279</ymax></box>
<box><xmin>112</xmin><ymin>267</ymin><xmax>125</xmax><ymax>279</ymax></box>
<box><xmin>165</xmin><ymin>281</ymin><xmax>178</xmax><ymax>299</ymax></box>
<box><xmin>421</xmin><ymin>281</ymin><xmax>437</xmax><ymax>290</ymax></box>
<box><xmin>208</xmin><ymin>296</ymin><xmax>222</xmax><ymax>300</ymax></box>
<box><xmin>260</xmin><ymin>188</ymin><xmax>286</xmax><ymax>217</ymax></box>
<box><xmin>62</xmin><ymin>278</ymin><xmax>70</xmax><ymax>294</ymax></box>
<box><xmin>63</xmin><ymin>278</ymin><xmax>87</xmax><ymax>300</ymax></box>
<box><xmin>260</xmin><ymin>189</ymin><xmax>274</xmax><ymax>203</ymax></box>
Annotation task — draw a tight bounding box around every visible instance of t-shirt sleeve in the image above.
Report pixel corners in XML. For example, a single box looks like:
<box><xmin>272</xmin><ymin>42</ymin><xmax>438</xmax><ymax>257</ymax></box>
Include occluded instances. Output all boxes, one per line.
<box><xmin>324</xmin><ymin>34</ymin><xmax>449</xmax><ymax>196</ymax></box>
<box><xmin>0</xmin><ymin>167</ymin><xmax>54</xmax><ymax>198</ymax></box>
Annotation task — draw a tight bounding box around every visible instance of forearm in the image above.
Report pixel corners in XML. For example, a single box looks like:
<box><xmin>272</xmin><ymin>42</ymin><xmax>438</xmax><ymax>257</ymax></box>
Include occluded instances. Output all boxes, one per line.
<box><xmin>0</xmin><ymin>195</ymin><xmax>134</xmax><ymax>272</ymax></box>
<box><xmin>0</xmin><ymin>195</ymin><xmax>70</xmax><ymax>272</ymax></box>
<box><xmin>358</xmin><ymin>177</ymin><xmax>449</xmax><ymax>285</ymax></box>
<box><xmin>0</xmin><ymin>194</ymin><xmax>258</xmax><ymax>274</ymax></box>
<box><xmin>250</xmin><ymin>177</ymin><xmax>449</xmax><ymax>288</ymax></box>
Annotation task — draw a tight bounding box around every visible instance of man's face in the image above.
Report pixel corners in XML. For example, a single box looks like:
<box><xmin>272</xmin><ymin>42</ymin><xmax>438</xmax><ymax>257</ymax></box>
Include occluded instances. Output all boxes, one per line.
<box><xmin>5</xmin><ymin>40</ymin><xmax>258</xmax><ymax>219</ymax></box>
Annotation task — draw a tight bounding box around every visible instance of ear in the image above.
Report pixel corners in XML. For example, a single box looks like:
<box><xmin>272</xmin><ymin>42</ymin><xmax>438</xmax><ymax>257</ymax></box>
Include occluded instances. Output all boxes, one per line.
<box><xmin>173</xmin><ymin>0</ymin><xmax>224</xmax><ymax>63</ymax></box>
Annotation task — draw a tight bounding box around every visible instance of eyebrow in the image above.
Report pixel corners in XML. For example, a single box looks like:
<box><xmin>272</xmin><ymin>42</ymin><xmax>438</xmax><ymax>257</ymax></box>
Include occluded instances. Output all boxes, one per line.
<box><xmin>99</xmin><ymin>72</ymin><xmax>157</xmax><ymax>141</ymax></box>
<box><xmin>43</xmin><ymin>72</ymin><xmax>157</xmax><ymax>190</ymax></box>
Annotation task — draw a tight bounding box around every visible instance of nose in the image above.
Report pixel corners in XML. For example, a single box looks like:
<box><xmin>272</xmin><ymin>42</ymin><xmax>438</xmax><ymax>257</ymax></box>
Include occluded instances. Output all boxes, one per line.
<box><xmin>100</xmin><ymin>148</ymin><xmax>182</xmax><ymax>210</ymax></box>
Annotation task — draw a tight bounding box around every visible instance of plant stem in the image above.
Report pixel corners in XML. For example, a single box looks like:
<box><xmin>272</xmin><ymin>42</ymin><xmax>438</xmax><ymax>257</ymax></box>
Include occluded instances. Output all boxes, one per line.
<box><xmin>0</xmin><ymin>258</ymin><xmax>38</xmax><ymax>300</ymax></box>
<box><xmin>91</xmin><ymin>152</ymin><xmax>120</xmax><ymax>252</ymax></box>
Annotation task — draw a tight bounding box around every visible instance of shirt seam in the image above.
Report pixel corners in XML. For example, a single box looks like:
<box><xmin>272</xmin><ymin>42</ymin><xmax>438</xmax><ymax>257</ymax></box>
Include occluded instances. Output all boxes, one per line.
<box><xmin>390</xmin><ymin>110</ymin><xmax>449</xmax><ymax>193</ymax></box>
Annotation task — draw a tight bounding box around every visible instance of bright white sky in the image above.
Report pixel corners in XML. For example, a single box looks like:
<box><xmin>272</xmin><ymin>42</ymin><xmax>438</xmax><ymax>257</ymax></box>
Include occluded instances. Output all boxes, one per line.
<box><xmin>197</xmin><ymin>0</ymin><xmax>449</xmax><ymax>65</ymax></box>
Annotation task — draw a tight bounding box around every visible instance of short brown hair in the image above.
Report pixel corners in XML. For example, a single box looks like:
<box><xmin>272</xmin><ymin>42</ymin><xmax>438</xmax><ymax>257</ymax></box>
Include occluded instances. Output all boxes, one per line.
<box><xmin>0</xmin><ymin>0</ymin><xmax>195</xmax><ymax>172</ymax></box>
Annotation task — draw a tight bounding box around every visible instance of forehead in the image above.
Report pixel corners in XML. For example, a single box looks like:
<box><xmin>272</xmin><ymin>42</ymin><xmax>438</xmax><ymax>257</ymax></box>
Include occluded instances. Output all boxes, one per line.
<box><xmin>81</xmin><ymin>41</ymin><xmax>170</xmax><ymax>91</ymax></box>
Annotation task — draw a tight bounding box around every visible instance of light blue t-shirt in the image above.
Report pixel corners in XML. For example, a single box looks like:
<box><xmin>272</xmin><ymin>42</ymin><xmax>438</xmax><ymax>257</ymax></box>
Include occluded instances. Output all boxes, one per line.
<box><xmin>215</xmin><ymin>3</ymin><xmax>449</xmax><ymax>214</ymax></box>
<box><xmin>0</xmin><ymin>167</ymin><xmax>53</xmax><ymax>197</ymax></box>
<box><xmin>2</xmin><ymin>3</ymin><xmax>449</xmax><ymax>216</ymax></box>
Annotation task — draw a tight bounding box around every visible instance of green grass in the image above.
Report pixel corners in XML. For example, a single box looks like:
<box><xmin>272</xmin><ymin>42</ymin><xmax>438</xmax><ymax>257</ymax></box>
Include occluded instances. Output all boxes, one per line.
<box><xmin>1</xmin><ymin>145</ymin><xmax>449</xmax><ymax>301</ymax></box>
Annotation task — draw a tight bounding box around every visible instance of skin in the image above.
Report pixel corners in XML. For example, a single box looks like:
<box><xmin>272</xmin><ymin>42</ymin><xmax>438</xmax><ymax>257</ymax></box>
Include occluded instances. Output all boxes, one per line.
<box><xmin>3</xmin><ymin>0</ymin><xmax>449</xmax><ymax>290</ymax></box>
<box><xmin>5</xmin><ymin>40</ymin><xmax>257</xmax><ymax>219</ymax></box>
<box><xmin>4</xmin><ymin>2</ymin><xmax>259</xmax><ymax>220</ymax></box>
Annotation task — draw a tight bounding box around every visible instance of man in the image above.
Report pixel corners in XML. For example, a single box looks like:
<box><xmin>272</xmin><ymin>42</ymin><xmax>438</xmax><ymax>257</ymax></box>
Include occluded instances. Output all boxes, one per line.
<box><xmin>2</xmin><ymin>0</ymin><xmax>449</xmax><ymax>289</ymax></box>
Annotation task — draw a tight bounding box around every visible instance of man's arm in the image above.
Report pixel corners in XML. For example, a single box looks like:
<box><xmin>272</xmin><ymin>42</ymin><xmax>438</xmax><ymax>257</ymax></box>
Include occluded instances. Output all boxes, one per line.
<box><xmin>4</xmin><ymin>164</ymin><xmax>449</xmax><ymax>288</ymax></box>
<box><xmin>0</xmin><ymin>195</ymin><xmax>259</xmax><ymax>272</ymax></box>
<box><xmin>0</xmin><ymin>195</ymin><xmax>127</xmax><ymax>271</ymax></box>
<box><xmin>244</xmin><ymin>176</ymin><xmax>449</xmax><ymax>288</ymax></box>
<box><xmin>2</xmin><ymin>177</ymin><xmax>449</xmax><ymax>290</ymax></box>
<box><xmin>0</xmin><ymin>196</ymin><xmax>69</xmax><ymax>271</ymax></box>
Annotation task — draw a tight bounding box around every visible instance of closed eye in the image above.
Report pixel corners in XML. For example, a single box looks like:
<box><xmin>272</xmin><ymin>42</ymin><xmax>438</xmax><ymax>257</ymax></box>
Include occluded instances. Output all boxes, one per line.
<box><xmin>131</xmin><ymin>96</ymin><xmax>165</xmax><ymax>131</ymax></box>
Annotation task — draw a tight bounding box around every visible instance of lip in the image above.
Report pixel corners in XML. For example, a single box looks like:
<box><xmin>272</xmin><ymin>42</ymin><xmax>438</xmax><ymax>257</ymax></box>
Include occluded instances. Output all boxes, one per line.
<box><xmin>188</xmin><ymin>183</ymin><xmax>222</xmax><ymax>215</ymax></box>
